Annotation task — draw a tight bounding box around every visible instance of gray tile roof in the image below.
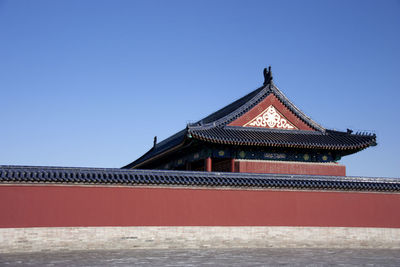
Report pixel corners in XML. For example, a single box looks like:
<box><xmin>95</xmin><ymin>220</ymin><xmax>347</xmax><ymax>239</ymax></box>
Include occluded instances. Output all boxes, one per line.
<box><xmin>189</xmin><ymin>127</ymin><xmax>376</xmax><ymax>150</ymax></box>
<box><xmin>1</xmin><ymin>165</ymin><xmax>398</xmax><ymax>192</ymax></box>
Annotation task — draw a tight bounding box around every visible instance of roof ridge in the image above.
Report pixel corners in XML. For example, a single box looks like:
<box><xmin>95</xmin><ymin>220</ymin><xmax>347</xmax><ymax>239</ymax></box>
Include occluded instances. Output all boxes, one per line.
<box><xmin>192</xmin><ymin>85</ymin><xmax>272</xmax><ymax>129</ymax></box>
<box><xmin>326</xmin><ymin>129</ymin><xmax>377</xmax><ymax>137</ymax></box>
<box><xmin>270</xmin><ymin>82</ymin><xmax>325</xmax><ymax>132</ymax></box>
<box><xmin>193</xmin><ymin>85</ymin><xmax>266</xmax><ymax>127</ymax></box>
<box><xmin>122</xmin><ymin>129</ymin><xmax>187</xmax><ymax>169</ymax></box>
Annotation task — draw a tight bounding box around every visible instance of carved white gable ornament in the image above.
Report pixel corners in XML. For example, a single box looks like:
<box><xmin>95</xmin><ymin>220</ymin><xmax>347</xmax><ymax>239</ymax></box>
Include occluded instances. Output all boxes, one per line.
<box><xmin>244</xmin><ymin>105</ymin><xmax>297</xmax><ymax>130</ymax></box>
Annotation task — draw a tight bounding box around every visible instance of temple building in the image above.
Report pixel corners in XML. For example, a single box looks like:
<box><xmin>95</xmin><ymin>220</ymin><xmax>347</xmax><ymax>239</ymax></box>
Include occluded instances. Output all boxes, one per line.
<box><xmin>123</xmin><ymin>67</ymin><xmax>376</xmax><ymax>176</ymax></box>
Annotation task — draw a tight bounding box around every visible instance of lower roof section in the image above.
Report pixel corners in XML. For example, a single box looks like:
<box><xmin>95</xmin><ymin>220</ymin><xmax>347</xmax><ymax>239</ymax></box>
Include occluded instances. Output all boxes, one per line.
<box><xmin>189</xmin><ymin>127</ymin><xmax>376</xmax><ymax>151</ymax></box>
<box><xmin>0</xmin><ymin>165</ymin><xmax>399</xmax><ymax>192</ymax></box>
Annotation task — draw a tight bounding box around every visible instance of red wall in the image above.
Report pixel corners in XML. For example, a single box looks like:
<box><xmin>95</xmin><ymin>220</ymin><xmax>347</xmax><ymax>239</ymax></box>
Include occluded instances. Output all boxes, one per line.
<box><xmin>1</xmin><ymin>185</ymin><xmax>399</xmax><ymax>228</ymax></box>
<box><xmin>235</xmin><ymin>160</ymin><xmax>346</xmax><ymax>176</ymax></box>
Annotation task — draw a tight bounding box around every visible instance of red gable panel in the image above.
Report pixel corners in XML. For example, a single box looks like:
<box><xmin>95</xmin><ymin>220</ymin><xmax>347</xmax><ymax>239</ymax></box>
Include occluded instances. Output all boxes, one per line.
<box><xmin>228</xmin><ymin>94</ymin><xmax>314</xmax><ymax>131</ymax></box>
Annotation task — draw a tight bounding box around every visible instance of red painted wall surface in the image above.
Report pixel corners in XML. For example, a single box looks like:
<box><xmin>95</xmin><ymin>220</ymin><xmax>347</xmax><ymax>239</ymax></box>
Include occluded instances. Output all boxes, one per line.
<box><xmin>228</xmin><ymin>94</ymin><xmax>314</xmax><ymax>130</ymax></box>
<box><xmin>235</xmin><ymin>160</ymin><xmax>346</xmax><ymax>176</ymax></box>
<box><xmin>1</xmin><ymin>185</ymin><xmax>399</xmax><ymax>228</ymax></box>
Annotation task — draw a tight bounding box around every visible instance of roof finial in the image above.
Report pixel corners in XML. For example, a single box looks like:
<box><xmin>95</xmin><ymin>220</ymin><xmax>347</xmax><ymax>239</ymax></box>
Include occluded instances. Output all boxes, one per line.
<box><xmin>263</xmin><ymin>66</ymin><xmax>273</xmax><ymax>85</ymax></box>
<box><xmin>153</xmin><ymin>136</ymin><xmax>157</xmax><ymax>147</ymax></box>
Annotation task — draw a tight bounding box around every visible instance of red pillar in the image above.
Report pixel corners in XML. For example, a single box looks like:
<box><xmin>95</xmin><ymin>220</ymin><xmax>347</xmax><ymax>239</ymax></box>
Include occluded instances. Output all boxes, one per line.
<box><xmin>205</xmin><ymin>157</ymin><xmax>212</xmax><ymax>172</ymax></box>
<box><xmin>185</xmin><ymin>162</ymin><xmax>191</xmax><ymax>171</ymax></box>
<box><xmin>231</xmin><ymin>158</ymin><xmax>235</xmax><ymax>173</ymax></box>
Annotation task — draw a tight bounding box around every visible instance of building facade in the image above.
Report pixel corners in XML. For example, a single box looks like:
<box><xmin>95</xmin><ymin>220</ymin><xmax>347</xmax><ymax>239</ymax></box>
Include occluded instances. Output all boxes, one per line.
<box><xmin>124</xmin><ymin>67</ymin><xmax>376</xmax><ymax>176</ymax></box>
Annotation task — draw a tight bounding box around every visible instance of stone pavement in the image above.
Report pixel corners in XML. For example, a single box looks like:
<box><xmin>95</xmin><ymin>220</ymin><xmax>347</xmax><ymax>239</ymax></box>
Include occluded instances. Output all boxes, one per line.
<box><xmin>1</xmin><ymin>248</ymin><xmax>400</xmax><ymax>266</ymax></box>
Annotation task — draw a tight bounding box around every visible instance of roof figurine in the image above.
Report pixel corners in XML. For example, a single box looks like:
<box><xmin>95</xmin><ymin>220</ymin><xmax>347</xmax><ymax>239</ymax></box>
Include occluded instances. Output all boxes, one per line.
<box><xmin>123</xmin><ymin>67</ymin><xmax>376</xmax><ymax>175</ymax></box>
<box><xmin>263</xmin><ymin>66</ymin><xmax>273</xmax><ymax>86</ymax></box>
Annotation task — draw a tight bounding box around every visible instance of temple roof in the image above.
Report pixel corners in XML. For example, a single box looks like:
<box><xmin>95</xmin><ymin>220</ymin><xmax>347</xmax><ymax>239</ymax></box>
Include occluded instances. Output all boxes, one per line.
<box><xmin>124</xmin><ymin>67</ymin><xmax>376</xmax><ymax>169</ymax></box>
<box><xmin>189</xmin><ymin>128</ymin><xmax>376</xmax><ymax>150</ymax></box>
<box><xmin>1</xmin><ymin>165</ymin><xmax>399</xmax><ymax>192</ymax></box>
<box><xmin>192</xmin><ymin>79</ymin><xmax>325</xmax><ymax>131</ymax></box>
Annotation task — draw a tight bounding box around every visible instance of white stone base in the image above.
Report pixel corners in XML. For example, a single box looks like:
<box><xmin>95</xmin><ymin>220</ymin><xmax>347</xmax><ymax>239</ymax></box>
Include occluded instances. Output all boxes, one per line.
<box><xmin>1</xmin><ymin>226</ymin><xmax>399</xmax><ymax>253</ymax></box>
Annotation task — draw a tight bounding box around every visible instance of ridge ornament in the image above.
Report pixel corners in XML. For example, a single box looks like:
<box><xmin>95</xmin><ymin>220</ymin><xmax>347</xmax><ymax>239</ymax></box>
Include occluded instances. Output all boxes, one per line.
<box><xmin>244</xmin><ymin>105</ymin><xmax>297</xmax><ymax>130</ymax></box>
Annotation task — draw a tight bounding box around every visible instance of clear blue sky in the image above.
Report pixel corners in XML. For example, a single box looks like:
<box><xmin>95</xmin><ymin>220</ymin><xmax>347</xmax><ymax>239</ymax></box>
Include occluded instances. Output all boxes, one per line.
<box><xmin>1</xmin><ymin>0</ymin><xmax>399</xmax><ymax>177</ymax></box>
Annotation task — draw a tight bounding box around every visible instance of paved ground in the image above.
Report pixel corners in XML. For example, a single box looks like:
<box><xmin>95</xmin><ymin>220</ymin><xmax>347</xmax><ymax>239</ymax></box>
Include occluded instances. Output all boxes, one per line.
<box><xmin>1</xmin><ymin>248</ymin><xmax>400</xmax><ymax>266</ymax></box>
